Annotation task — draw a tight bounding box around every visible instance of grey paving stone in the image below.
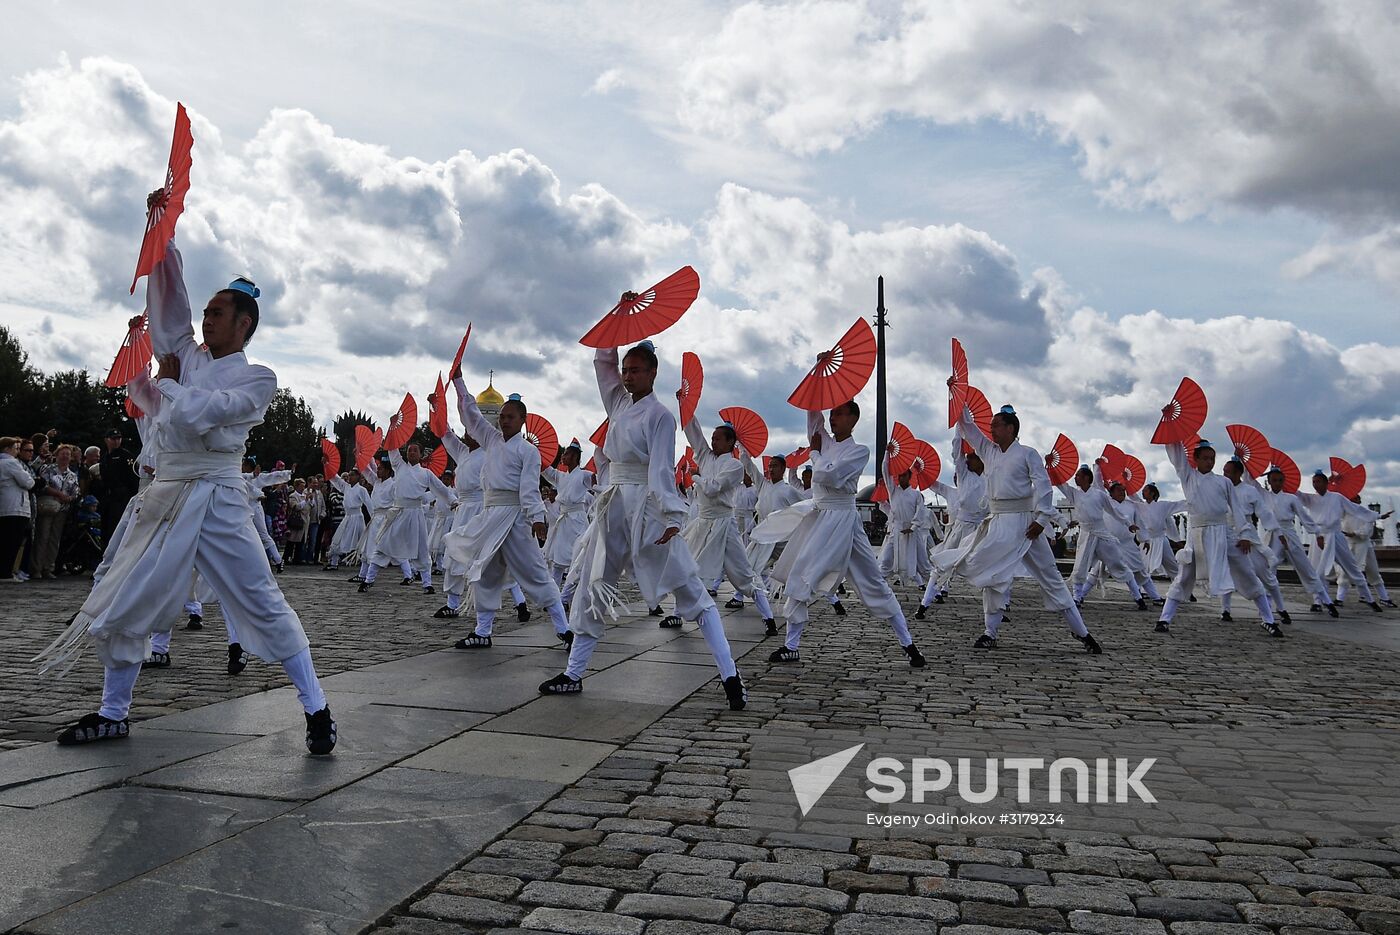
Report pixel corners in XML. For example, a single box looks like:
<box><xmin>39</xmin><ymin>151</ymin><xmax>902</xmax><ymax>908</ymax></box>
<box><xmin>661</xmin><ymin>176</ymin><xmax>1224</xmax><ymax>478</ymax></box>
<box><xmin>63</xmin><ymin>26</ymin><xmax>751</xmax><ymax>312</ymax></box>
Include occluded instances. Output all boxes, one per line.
<box><xmin>652</xmin><ymin>873</ymin><xmax>748</xmax><ymax>902</ymax></box>
<box><xmin>644</xmin><ymin>923</ymin><xmax>741</xmax><ymax>935</ymax></box>
<box><xmin>733</xmin><ymin>861</ymin><xmax>826</xmax><ymax>886</ymax></box>
<box><xmin>869</xmin><ymin>856</ymin><xmax>954</xmax><ymax>876</ymax></box>
<box><xmin>1150</xmin><ymin>881</ymin><xmax>1257</xmax><ymax>902</ymax></box>
<box><xmin>835</xmin><ymin>915</ymin><xmax>940</xmax><ymax>935</ymax></box>
<box><xmin>519</xmin><ymin>880</ymin><xmax>615</xmax><ymax>911</ymax></box>
<box><xmin>747</xmin><ymin>882</ymin><xmax>850</xmax><ymax>912</ymax></box>
<box><xmin>1026</xmin><ymin>885</ymin><xmax>1135</xmax><ymax>914</ymax></box>
<box><xmin>521</xmin><ymin>906</ymin><xmax>647</xmax><ymax>935</ymax></box>
<box><xmin>615</xmin><ymin>893</ymin><xmax>735</xmax><ymax>923</ymax></box>
<box><xmin>1069</xmin><ymin>912</ymin><xmax>1169</xmax><ymax>934</ymax></box>
<box><xmin>434</xmin><ymin>871</ymin><xmax>524</xmax><ymax>901</ymax></box>
<box><xmin>958</xmin><ymin>903</ymin><xmax>1069</xmax><ymax>933</ymax></box>
<box><xmin>410</xmin><ymin>893</ymin><xmax>527</xmax><ymax>926</ymax></box>
<box><xmin>958</xmin><ymin>863</ymin><xmax>1053</xmax><ymax>885</ymax></box>
<box><xmin>915</xmin><ymin>875</ymin><xmax>1019</xmax><ymax>903</ymax></box>
<box><xmin>1167</xmin><ymin>925</ymin><xmax>1270</xmax><ymax>935</ymax></box>
<box><xmin>851</xmin><ymin>893</ymin><xmax>958</xmax><ymax>922</ymax></box>
<box><xmin>1135</xmin><ymin>898</ymin><xmax>1243</xmax><ymax>923</ymax></box>
<box><xmin>1237</xmin><ymin>904</ymin><xmax>1358</xmax><ymax>929</ymax></box>
<box><xmin>556</xmin><ymin>866</ymin><xmax>656</xmax><ymax>891</ymax></box>
<box><xmin>728</xmin><ymin>904</ymin><xmax>832</xmax><ymax>932</ymax></box>
<box><xmin>642</xmin><ymin>853</ymin><xmax>737</xmax><ymax>876</ymax></box>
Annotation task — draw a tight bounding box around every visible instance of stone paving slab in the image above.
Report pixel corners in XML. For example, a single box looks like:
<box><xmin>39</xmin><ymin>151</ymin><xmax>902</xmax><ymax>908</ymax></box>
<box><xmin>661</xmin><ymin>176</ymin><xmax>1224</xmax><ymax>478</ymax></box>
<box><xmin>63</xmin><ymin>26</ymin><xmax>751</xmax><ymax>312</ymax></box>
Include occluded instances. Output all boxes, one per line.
<box><xmin>133</xmin><ymin>705</ymin><xmax>490</xmax><ymax>801</ymax></box>
<box><xmin>399</xmin><ymin>730</ymin><xmax>617</xmax><ymax>783</ymax></box>
<box><xmin>0</xmin><ymin>786</ymin><xmax>293</xmax><ymax>932</ymax></box>
<box><xmin>19</xmin><ymin>768</ymin><xmax>561</xmax><ymax>935</ymax></box>
<box><xmin>141</xmin><ymin>687</ymin><xmax>381</xmax><ymax>735</ymax></box>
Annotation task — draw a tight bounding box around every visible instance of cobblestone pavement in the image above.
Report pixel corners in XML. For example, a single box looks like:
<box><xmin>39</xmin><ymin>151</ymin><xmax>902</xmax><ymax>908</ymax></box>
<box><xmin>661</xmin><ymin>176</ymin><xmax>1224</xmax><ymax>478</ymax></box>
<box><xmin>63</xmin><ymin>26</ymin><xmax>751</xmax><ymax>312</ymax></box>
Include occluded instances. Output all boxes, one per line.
<box><xmin>0</xmin><ymin>566</ymin><xmax>475</xmax><ymax>745</ymax></box>
<box><xmin>4</xmin><ymin>570</ymin><xmax>1400</xmax><ymax>934</ymax></box>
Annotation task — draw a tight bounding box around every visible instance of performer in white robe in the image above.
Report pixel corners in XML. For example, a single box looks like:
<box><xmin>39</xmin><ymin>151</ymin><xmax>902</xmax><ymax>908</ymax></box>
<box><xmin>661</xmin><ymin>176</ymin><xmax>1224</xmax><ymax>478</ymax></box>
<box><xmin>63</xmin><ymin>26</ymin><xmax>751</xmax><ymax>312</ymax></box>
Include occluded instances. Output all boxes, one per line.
<box><xmin>1260</xmin><ymin>466</ymin><xmax>1335</xmax><ymax>615</ymax></box>
<box><xmin>744</xmin><ymin>455</ymin><xmax>805</xmax><ymax>580</ymax></box>
<box><xmin>541</xmin><ymin>441</ymin><xmax>596</xmax><ymax>589</ymax></box>
<box><xmin>877</xmin><ymin>452</ymin><xmax>925</xmax><ymax>587</ymax></box>
<box><xmin>912</xmin><ymin>495</ymin><xmax>935</xmax><ymax>584</ymax></box>
<box><xmin>443</xmin><ymin>380</ymin><xmax>569</xmax><ymax>647</ymax></box>
<box><xmin>761</xmin><ymin>402</ymin><xmax>926</xmax><ymax>667</ymax></box>
<box><xmin>41</xmin><ymin>232</ymin><xmax>335</xmax><ymax>753</ymax></box>
<box><xmin>1128</xmin><ymin>484</ymin><xmax>1185</xmax><ymax>580</ymax></box>
<box><xmin>934</xmin><ymin>401</ymin><xmax>1100</xmax><ymax>652</ymax></box>
<box><xmin>1335</xmin><ymin>495</ymin><xmax>1394</xmax><ymax>606</ymax></box>
<box><xmin>916</xmin><ymin>427</ymin><xmax>987</xmax><ymax>615</ymax></box>
<box><xmin>369</xmin><ymin>444</ymin><xmax>453</xmax><ymax>593</ymax></box>
<box><xmin>1221</xmin><ymin>459</ymin><xmax>1289</xmax><ymax>626</ymax></box>
<box><xmin>427</xmin><ymin>475</ymin><xmax>453</xmax><ymax>572</ymax></box>
<box><xmin>325</xmin><ymin>470</ymin><xmax>369</xmax><ymax>569</ymax></box>
<box><xmin>1154</xmin><ymin>439</ymin><xmax>1279</xmax><ymax>635</ymax></box>
<box><xmin>245</xmin><ymin>463</ymin><xmax>291</xmax><ymax>568</ymax></box>
<box><xmin>1099</xmin><ymin>483</ymin><xmax>1162</xmax><ymax>602</ymax></box>
<box><xmin>1297</xmin><ymin>471</ymin><xmax>1385</xmax><ymax>612</ymax></box>
<box><xmin>1058</xmin><ymin>463</ymin><xmax>1146</xmax><ymax>608</ymax></box>
<box><xmin>736</xmin><ymin>475</ymin><xmax>758</xmax><ymax>543</ymax></box>
<box><xmin>541</xmin><ymin>341</ymin><xmax>746</xmax><ymax>710</ymax></box>
<box><xmin>355</xmin><ymin>459</ymin><xmax>396</xmax><ymax>585</ymax></box>
<box><xmin>679</xmin><ymin>414</ymin><xmax>777</xmax><ymax>636</ymax></box>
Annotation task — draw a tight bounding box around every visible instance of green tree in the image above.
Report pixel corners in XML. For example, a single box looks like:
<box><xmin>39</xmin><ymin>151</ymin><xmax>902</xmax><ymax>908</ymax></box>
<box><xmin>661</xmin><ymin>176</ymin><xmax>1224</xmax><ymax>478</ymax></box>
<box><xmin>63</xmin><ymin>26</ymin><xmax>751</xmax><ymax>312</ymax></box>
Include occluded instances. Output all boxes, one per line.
<box><xmin>246</xmin><ymin>388</ymin><xmax>318</xmax><ymax>473</ymax></box>
<box><xmin>0</xmin><ymin>326</ymin><xmax>45</xmax><ymax>434</ymax></box>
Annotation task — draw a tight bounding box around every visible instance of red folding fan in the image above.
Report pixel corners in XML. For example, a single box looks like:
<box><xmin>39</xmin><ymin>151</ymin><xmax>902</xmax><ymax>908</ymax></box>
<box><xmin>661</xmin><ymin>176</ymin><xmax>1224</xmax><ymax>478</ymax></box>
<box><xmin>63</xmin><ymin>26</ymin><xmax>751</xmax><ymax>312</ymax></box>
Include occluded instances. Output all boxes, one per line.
<box><xmin>887</xmin><ymin>421</ymin><xmax>918</xmax><ymax>474</ymax></box>
<box><xmin>949</xmin><ymin>337</ymin><xmax>969</xmax><ymax>428</ymax></box>
<box><xmin>1330</xmin><ymin>456</ymin><xmax>1354</xmax><ymax>475</ymax></box>
<box><xmin>871</xmin><ymin>479</ymin><xmax>889</xmax><ymax>503</ymax></box>
<box><xmin>448</xmin><ymin>323</ymin><xmax>472</xmax><ymax>379</ymax></box>
<box><xmin>131</xmin><ymin>103</ymin><xmax>193</xmax><ymax>294</ymax></box>
<box><xmin>524</xmin><ymin>413</ymin><xmax>559</xmax><ymax>469</ymax></box>
<box><xmin>1330</xmin><ymin>458</ymin><xmax>1366</xmax><ymax>499</ymax></box>
<box><xmin>1044</xmin><ymin>433</ymin><xmax>1078</xmax><ymax>486</ymax></box>
<box><xmin>679</xmin><ymin>352</ymin><xmax>703</xmax><ymax>427</ymax></box>
<box><xmin>1102</xmin><ymin>444</ymin><xmax>1128</xmax><ymax>483</ymax></box>
<box><xmin>424</xmin><ymin>445</ymin><xmax>447</xmax><ymax>478</ymax></box>
<box><xmin>1183</xmin><ymin>434</ymin><xmax>1204</xmax><ymax>470</ymax></box>
<box><xmin>124</xmin><ymin>396</ymin><xmax>144</xmax><ymax>420</ymax></box>
<box><xmin>320</xmin><ymin>438</ymin><xmax>340</xmax><ymax>477</ymax></box>
<box><xmin>1152</xmin><ymin>377</ymin><xmax>1208</xmax><ymax>444</ymax></box>
<box><xmin>579</xmin><ymin>267</ymin><xmax>701</xmax><ymax>348</ymax></box>
<box><xmin>428</xmin><ymin>373</ymin><xmax>448</xmax><ymax>438</ymax></box>
<box><xmin>590</xmin><ymin>419</ymin><xmax>609</xmax><ymax>448</ymax></box>
<box><xmin>788</xmin><ymin>317</ymin><xmax>877</xmax><ymax>411</ymax></box>
<box><xmin>719</xmin><ymin>406</ymin><xmax>767</xmax><ymax>458</ymax></box>
<box><xmin>106</xmin><ymin>315</ymin><xmax>154</xmax><ymax>388</ymax></box>
<box><xmin>678</xmin><ymin>446</ymin><xmax>699</xmax><ymax>473</ymax></box>
<box><xmin>1268</xmin><ymin>448</ymin><xmax>1301</xmax><ymax>495</ymax></box>
<box><xmin>959</xmin><ymin>386</ymin><xmax>994</xmax><ymax>455</ymax></box>
<box><xmin>908</xmin><ymin>440</ymin><xmax>941</xmax><ymax>490</ymax></box>
<box><xmin>1226</xmin><ymin>423</ymin><xmax>1271</xmax><ymax>476</ymax></box>
<box><xmin>1121</xmin><ymin>453</ymin><xmax>1147</xmax><ymax>496</ymax></box>
<box><xmin>786</xmin><ymin>446</ymin><xmax>811</xmax><ymax>469</ymax></box>
<box><xmin>384</xmin><ymin>393</ymin><xmax>418</xmax><ymax>450</ymax></box>
<box><xmin>355</xmin><ymin>424</ymin><xmax>383</xmax><ymax>472</ymax></box>
<box><xmin>584</xmin><ymin>456</ymin><xmax>597</xmax><ymax>474</ymax></box>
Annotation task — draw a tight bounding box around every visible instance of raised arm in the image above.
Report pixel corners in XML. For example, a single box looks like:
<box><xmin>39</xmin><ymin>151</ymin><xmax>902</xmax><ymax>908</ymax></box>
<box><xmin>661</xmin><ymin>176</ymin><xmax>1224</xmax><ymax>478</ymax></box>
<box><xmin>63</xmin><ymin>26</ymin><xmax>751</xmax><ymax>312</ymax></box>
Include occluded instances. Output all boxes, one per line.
<box><xmin>1028</xmin><ymin>450</ymin><xmax>1057</xmax><ymax>530</ymax></box>
<box><xmin>1164</xmin><ymin>441</ymin><xmax>1190</xmax><ymax>485</ymax></box>
<box><xmin>682</xmin><ymin>416</ymin><xmax>709</xmax><ymax>465</ymax></box>
<box><xmin>146</xmin><ymin>239</ymin><xmax>197</xmax><ymax>358</ymax></box>
<box><xmin>127</xmin><ymin>370</ymin><xmax>162</xmax><ymax>416</ymax></box>
<box><xmin>440</xmin><ymin>430</ymin><xmax>468</xmax><ymax>464</ymax></box>
<box><xmin>451</xmin><ymin>375</ymin><xmax>500</xmax><ymax>448</ymax></box>
<box><xmin>807</xmin><ymin>409</ymin><xmax>831</xmax><ymax>449</ymax></box>
<box><xmin>329</xmin><ymin>474</ymin><xmax>348</xmax><ymax>494</ymax></box>
<box><xmin>424</xmin><ymin>465</ymin><xmax>456</xmax><ymax>509</ymax></box>
<box><xmin>595</xmin><ymin>347</ymin><xmax>628</xmax><ymax>415</ymax></box>
<box><xmin>1342</xmin><ymin>498</ymin><xmax>1381</xmax><ymax>524</ymax></box>
<box><xmin>957</xmin><ymin>404</ymin><xmax>996</xmax><ymax>462</ymax></box>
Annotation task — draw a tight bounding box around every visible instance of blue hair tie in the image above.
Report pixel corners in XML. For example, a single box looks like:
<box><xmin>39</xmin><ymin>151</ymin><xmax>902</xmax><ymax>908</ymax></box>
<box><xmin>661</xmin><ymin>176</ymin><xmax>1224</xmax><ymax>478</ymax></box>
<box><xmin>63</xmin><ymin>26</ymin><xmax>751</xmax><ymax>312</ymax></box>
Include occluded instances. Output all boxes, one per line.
<box><xmin>1228</xmin><ymin>455</ymin><xmax>1243</xmax><ymax>466</ymax></box>
<box><xmin>227</xmin><ymin>279</ymin><xmax>260</xmax><ymax>299</ymax></box>
<box><xmin>1078</xmin><ymin>463</ymin><xmax>1089</xmax><ymax>471</ymax></box>
<box><xmin>507</xmin><ymin>393</ymin><xmax>522</xmax><ymax>402</ymax></box>
<box><xmin>637</xmin><ymin>339</ymin><xmax>655</xmax><ymax>352</ymax></box>
<box><xmin>1313</xmin><ymin>469</ymin><xmax>1328</xmax><ymax>477</ymax></box>
<box><xmin>722</xmin><ymin>420</ymin><xmax>734</xmax><ymax>428</ymax></box>
<box><xmin>1194</xmin><ymin>438</ymin><xmax>1214</xmax><ymax>450</ymax></box>
<box><xmin>999</xmin><ymin>405</ymin><xmax>1016</xmax><ymax>415</ymax></box>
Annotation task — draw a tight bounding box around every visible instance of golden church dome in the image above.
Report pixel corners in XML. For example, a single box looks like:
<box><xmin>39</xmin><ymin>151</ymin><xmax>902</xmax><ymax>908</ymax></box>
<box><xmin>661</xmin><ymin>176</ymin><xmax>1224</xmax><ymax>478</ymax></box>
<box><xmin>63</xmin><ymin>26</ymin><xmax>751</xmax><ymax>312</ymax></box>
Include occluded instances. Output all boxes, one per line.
<box><xmin>476</xmin><ymin>380</ymin><xmax>505</xmax><ymax>408</ymax></box>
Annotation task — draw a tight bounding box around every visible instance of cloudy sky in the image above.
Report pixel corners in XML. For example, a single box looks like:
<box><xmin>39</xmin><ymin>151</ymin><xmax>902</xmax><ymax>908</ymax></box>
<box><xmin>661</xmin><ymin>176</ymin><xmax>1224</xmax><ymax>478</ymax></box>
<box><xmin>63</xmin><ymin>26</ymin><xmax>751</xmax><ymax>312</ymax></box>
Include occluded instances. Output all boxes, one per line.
<box><xmin>4</xmin><ymin>1</ymin><xmax>1399</xmax><ymax>499</ymax></box>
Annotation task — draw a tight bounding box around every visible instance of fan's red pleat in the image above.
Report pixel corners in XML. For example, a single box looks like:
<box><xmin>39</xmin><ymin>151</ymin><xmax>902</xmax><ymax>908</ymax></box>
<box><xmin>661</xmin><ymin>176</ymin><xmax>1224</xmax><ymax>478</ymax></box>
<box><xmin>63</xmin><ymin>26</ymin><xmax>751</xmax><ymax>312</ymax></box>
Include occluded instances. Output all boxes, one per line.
<box><xmin>429</xmin><ymin>373</ymin><xmax>448</xmax><ymax>438</ymax></box>
<box><xmin>787</xmin><ymin>318</ymin><xmax>877</xmax><ymax>411</ymax></box>
<box><xmin>1045</xmin><ymin>434</ymin><xmax>1078</xmax><ymax>486</ymax></box>
<box><xmin>888</xmin><ymin>421</ymin><xmax>917</xmax><ymax>474</ymax></box>
<box><xmin>124</xmin><ymin>396</ymin><xmax>144</xmax><ymax>420</ymax></box>
<box><xmin>131</xmin><ymin>103</ymin><xmax>194</xmax><ymax>294</ymax></box>
<box><xmin>589</xmin><ymin>419</ymin><xmax>609</xmax><ymax>449</ymax></box>
<box><xmin>1183</xmin><ymin>434</ymin><xmax>1203</xmax><ymax>470</ymax></box>
<box><xmin>384</xmin><ymin>393</ymin><xmax>418</xmax><ymax>451</ymax></box>
<box><xmin>1151</xmin><ymin>377</ymin><xmax>1208</xmax><ymax>444</ymax></box>
<box><xmin>354</xmin><ymin>424</ymin><xmax>377</xmax><ymax>471</ymax></box>
<box><xmin>424</xmin><ymin>445</ymin><xmax>447</xmax><ymax>478</ymax></box>
<box><xmin>584</xmin><ymin>456</ymin><xmax>597</xmax><ymax>474</ymax></box>
<box><xmin>719</xmin><ymin>406</ymin><xmax>768</xmax><ymax>458</ymax></box>
<box><xmin>871</xmin><ymin>479</ymin><xmax>889</xmax><ymax>503</ymax></box>
<box><xmin>787</xmin><ymin>447</ymin><xmax>810</xmax><ymax>468</ymax></box>
<box><xmin>1122</xmin><ymin>454</ymin><xmax>1146</xmax><ymax>495</ymax></box>
<box><xmin>106</xmin><ymin>316</ymin><xmax>153</xmax><ymax>388</ymax></box>
<box><xmin>679</xmin><ymin>352</ymin><xmax>703</xmax><ymax>427</ymax></box>
<box><xmin>524</xmin><ymin>413</ymin><xmax>559</xmax><ymax>469</ymax></box>
<box><xmin>964</xmin><ymin>386</ymin><xmax>993</xmax><ymax>438</ymax></box>
<box><xmin>1269</xmin><ymin>449</ymin><xmax>1301</xmax><ymax>495</ymax></box>
<box><xmin>1226</xmin><ymin>423</ymin><xmax>1271</xmax><ymax>476</ymax></box>
<box><xmin>1331</xmin><ymin>462</ymin><xmax>1366</xmax><ymax>499</ymax></box>
<box><xmin>579</xmin><ymin>267</ymin><xmax>701</xmax><ymax>348</ymax></box>
<box><xmin>449</xmin><ymin>324</ymin><xmax>472</xmax><ymax>378</ymax></box>
<box><xmin>909</xmin><ymin>440</ymin><xmax>941</xmax><ymax>489</ymax></box>
<box><xmin>949</xmin><ymin>338</ymin><xmax>969</xmax><ymax>428</ymax></box>
<box><xmin>320</xmin><ymin>438</ymin><xmax>341</xmax><ymax>477</ymax></box>
<box><xmin>1329</xmin><ymin>456</ymin><xmax>1354</xmax><ymax>476</ymax></box>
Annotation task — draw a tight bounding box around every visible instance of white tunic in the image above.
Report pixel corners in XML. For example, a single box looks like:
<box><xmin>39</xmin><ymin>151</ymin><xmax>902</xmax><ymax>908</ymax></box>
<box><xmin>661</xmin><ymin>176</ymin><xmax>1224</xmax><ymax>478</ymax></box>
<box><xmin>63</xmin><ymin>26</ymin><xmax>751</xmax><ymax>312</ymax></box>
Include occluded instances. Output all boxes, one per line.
<box><xmin>680</xmin><ymin>418</ymin><xmax>750</xmax><ymax>583</ymax></box>
<box><xmin>542</xmin><ymin>464</ymin><xmax>595</xmax><ymax>567</ymax></box>
<box><xmin>1297</xmin><ymin>489</ymin><xmax>1379</xmax><ymax>573</ymax></box>
<box><xmin>328</xmin><ymin>475</ymin><xmax>370</xmax><ymax>557</ymax></box>
<box><xmin>374</xmin><ymin>448</ymin><xmax>453</xmax><ymax>564</ymax></box>
<box><xmin>880</xmin><ymin>452</ymin><xmax>925</xmax><ymax>581</ymax></box>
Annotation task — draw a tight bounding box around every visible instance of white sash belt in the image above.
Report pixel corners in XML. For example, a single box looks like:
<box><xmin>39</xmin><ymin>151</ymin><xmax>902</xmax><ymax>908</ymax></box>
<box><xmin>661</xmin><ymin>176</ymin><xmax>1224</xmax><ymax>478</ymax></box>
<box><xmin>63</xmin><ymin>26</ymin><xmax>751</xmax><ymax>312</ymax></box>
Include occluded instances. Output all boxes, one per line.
<box><xmin>484</xmin><ymin>490</ymin><xmax>521</xmax><ymax>508</ymax></box>
<box><xmin>609</xmin><ymin>462</ymin><xmax>649</xmax><ymax>485</ymax></box>
<box><xmin>989</xmin><ymin>496</ymin><xmax>1034</xmax><ymax>514</ymax></box>
<box><xmin>1189</xmin><ymin>511</ymin><xmax>1227</xmax><ymax>527</ymax></box>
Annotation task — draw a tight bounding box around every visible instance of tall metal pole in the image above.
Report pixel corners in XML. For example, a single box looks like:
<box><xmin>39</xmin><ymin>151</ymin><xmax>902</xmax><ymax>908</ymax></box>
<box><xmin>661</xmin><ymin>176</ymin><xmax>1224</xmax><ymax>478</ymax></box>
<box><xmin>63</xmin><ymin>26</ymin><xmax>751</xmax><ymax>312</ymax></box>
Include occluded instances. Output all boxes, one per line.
<box><xmin>874</xmin><ymin>276</ymin><xmax>888</xmax><ymax>480</ymax></box>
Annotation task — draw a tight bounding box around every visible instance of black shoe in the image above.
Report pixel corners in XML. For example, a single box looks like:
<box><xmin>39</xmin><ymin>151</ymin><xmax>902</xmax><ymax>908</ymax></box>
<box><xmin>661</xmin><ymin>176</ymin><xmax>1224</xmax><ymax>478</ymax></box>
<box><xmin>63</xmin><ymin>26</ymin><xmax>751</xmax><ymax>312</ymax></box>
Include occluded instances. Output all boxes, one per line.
<box><xmin>1220</xmin><ymin>611</ymin><xmax>1233</xmax><ymax>622</ymax></box>
<box><xmin>1279</xmin><ymin>610</ymin><xmax>1292</xmax><ymax>625</ymax></box>
<box><xmin>764</xmin><ymin>618</ymin><xmax>778</xmax><ymax>637</ymax></box>
<box><xmin>358</xmin><ymin>581</ymin><xmax>372</xmax><ymax>593</ymax></box>
<box><xmin>348</xmin><ymin>574</ymin><xmax>363</xmax><ymax>583</ymax></box>
<box><xmin>454</xmin><ymin>634</ymin><xmax>492</xmax><ymax>648</ymax></box>
<box><xmin>1188</xmin><ymin>594</ymin><xmax>1197</xmax><ymax>603</ymax></box>
<box><xmin>1262</xmin><ymin>621</ymin><xmax>1285</xmax><ymax>638</ymax></box>
<box><xmin>1371</xmin><ymin>601</ymin><xmax>1385</xmax><ymax>613</ymax></box>
<box><xmin>973</xmin><ymin>634</ymin><xmax>997</xmax><ymax>650</ymax></box>
<box><xmin>1074</xmin><ymin>599</ymin><xmax>1084</xmax><ymax>609</ymax></box>
<box><xmin>1135</xmin><ymin>597</ymin><xmax>1148</xmax><ymax>611</ymax></box>
<box><xmin>423</xmin><ymin>585</ymin><xmax>435</xmax><ymax>595</ymax></box>
<box><xmin>914</xmin><ymin>604</ymin><xmax>927</xmax><ymax>620</ymax></box>
<box><xmin>708</xmin><ymin>589</ymin><xmax>718</xmax><ymax>598</ymax></box>
<box><xmin>227</xmin><ymin>643</ymin><xmax>249</xmax><ymax>675</ymax></box>
<box><xmin>517</xmin><ymin>602</ymin><xmax>531</xmax><ymax>622</ymax></box>
<box><xmin>837</xmin><ymin>584</ymin><xmax>847</xmax><ymax>595</ymax></box>
<box><xmin>323</xmin><ymin>565</ymin><xmax>336</xmax><ymax>571</ymax></box>
<box><xmin>1080</xmin><ymin>633</ymin><xmax>1103</xmax><ymax>654</ymax></box>
<box><xmin>400</xmin><ymin>576</ymin><xmax>415</xmax><ymax>586</ymax></box>
<box><xmin>1327</xmin><ymin>603</ymin><xmax>1340</xmax><ymax>618</ymax></box>
<box><xmin>56</xmin><ymin>713</ymin><xmax>129</xmax><ymax>745</ymax></box>
<box><xmin>904</xmin><ymin>644</ymin><xmax>926</xmax><ymax>668</ymax></box>
<box><xmin>724</xmin><ymin>597</ymin><xmax>745</xmax><ymax>609</ymax></box>
<box><xmin>558</xmin><ymin>630</ymin><xmax>574</xmax><ymax>648</ymax></box>
<box><xmin>1336</xmin><ymin>599</ymin><xmax>1345</xmax><ymax>606</ymax></box>
<box><xmin>539</xmin><ymin>673</ymin><xmax>582</xmax><ymax>694</ymax></box>
<box><xmin>659</xmin><ymin>615</ymin><xmax>683</xmax><ymax>629</ymax></box>
<box><xmin>185</xmin><ymin>614</ymin><xmax>203</xmax><ymax>631</ymax></box>
<box><xmin>1310</xmin><ymin>603</ymin><xmax>1322</xmax><ymax>611</ymax></box>
<box><xmin>1154</xmin><ymin>621</ymin><xmax>1170</xmax><ymax>634</ymax></box>
<box><xmin>722</xmin><ymin>673</ymin><xmax>747</xmax><ymax>710</ymax></box>
<box><xmin>768</xmin><ymin>647</ymin><xmax>800</xmax><ymax>663</ymax></box>
<box><xmin>1152</xmin><ymin>598</ymin><xmax>1165</xmax><ymax>606</ymax></box>
<box><xmin>432</xmin><ymin>605</ymin><xmax>459</xmax><ymax>619</ymax></box>
<box><xmin>1000</xmin><ymin>610</ymin><xmax>1012</xmax><ymax>622</ymax></box>
<box><xmin>563</xmin><ymin>602</ymin><xmax>570</xmax><ymax>616</ymax></box>
<box><xmin>832</xmin><ymin>601</ymin><xmax>847</xmax><ymax>617</ymax></box>
<box><xmin>305</xmin><ymin>707</ymin><xmax>337</xmax><ymax>755</ymax></box>
<box><xmin>933</xmin><ymin>593</ymin><xmax>945</xmax><ymax>604</ymax></box>
<box><xmin>142</xmin><ymin>651</ymin><xmax>171</xmax><ymax>668</ymax></box>
<box><xmin>1385</xmin><ymin>600</ymin><xmax>1398</xmax><ymax>608</ymax></box>
<box><xmin>649</xmin><ymin>606</ymin><xmax>664</xmax><ymax>616</ymax></box>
